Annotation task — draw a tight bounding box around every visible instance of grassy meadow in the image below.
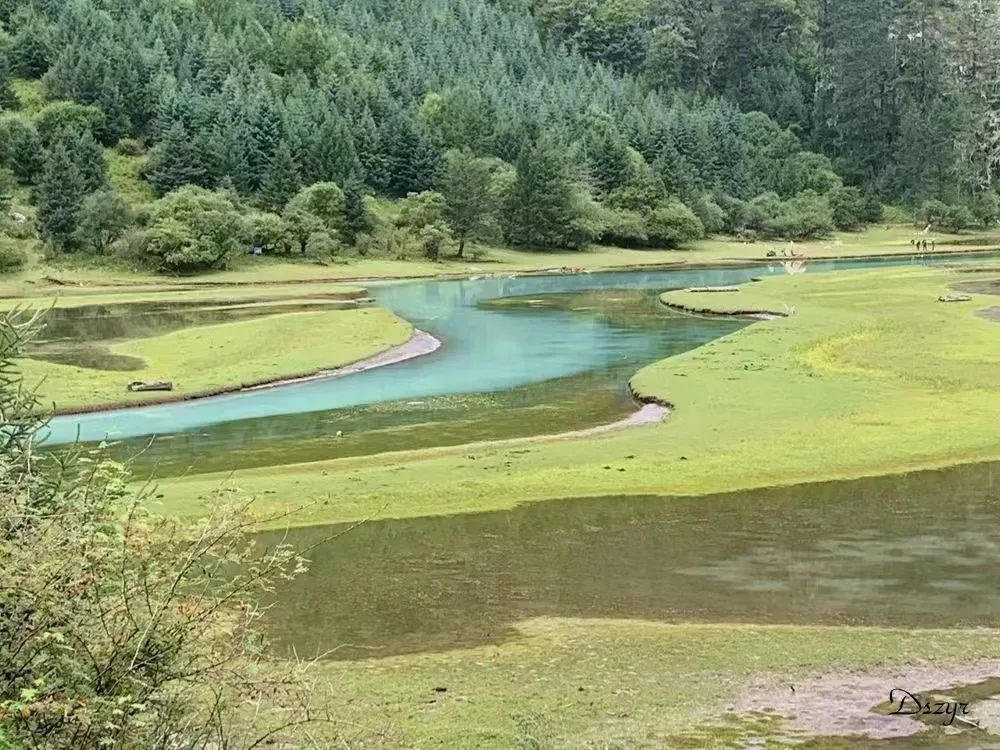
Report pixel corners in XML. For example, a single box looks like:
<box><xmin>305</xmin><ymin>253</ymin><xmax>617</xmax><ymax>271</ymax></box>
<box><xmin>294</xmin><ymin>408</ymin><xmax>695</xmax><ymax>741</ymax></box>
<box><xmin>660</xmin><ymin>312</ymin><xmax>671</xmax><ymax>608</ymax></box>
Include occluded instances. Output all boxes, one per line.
<box><xmin>150</xmin><ymin>264</ymin><xmax>1000</xmax><ymax>528</ymax></box>
<box><xmin>311</xmin><ymin>619</ymin><xmax>1000</xmax><ymax>747</ymax></box>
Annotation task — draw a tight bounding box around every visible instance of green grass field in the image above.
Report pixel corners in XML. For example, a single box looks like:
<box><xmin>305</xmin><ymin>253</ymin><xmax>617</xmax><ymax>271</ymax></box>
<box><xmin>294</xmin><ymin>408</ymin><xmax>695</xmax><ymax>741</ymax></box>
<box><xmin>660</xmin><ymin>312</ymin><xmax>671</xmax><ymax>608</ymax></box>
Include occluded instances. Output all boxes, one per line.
<box><xmin>21</xmin><ymin>240</ymin><xmax>1000</xmax><ymax>748</ymax></box>
<box><xmin>24</xmin><ymin>307</ymin><xmax>412</xmax><ymax>411</ymax></box>
<box><xmin>314</xmin><ymin>618</ymin><xmax>1000</xmax><ymax>747</ymax></box>
<box><xmin>153</xmin><ymin>265</ymin><xmax>1000</xmax><ymax>528</ymax></box>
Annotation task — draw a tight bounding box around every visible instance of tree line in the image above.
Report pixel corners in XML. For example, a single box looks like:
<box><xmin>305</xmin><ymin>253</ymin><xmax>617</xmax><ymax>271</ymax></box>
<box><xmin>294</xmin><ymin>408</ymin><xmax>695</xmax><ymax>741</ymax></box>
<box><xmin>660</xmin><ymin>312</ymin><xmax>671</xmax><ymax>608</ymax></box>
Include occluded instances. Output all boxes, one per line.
<box><xmin>0</xmin><ymin>0</ymin><xmax>994</xmax><ymax>271</ymax></box>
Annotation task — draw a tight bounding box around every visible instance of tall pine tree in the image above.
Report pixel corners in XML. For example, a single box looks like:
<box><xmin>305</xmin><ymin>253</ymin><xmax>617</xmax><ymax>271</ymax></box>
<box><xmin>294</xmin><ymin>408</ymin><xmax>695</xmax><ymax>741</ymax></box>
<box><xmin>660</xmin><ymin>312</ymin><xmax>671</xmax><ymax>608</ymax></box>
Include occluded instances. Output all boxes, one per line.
<box><xmin>440</xmin><ymin>148</ymin><xmax>498</xmax><ymax>257</ymax></box>
<box><xmin>260</xmin><ymin>142</ymin><xmax>301</xmax><ymax>211</ymax></box>
<box><xmin>504</xmin><ymin>136</ymin><xmax>591</xmax><ymax>250</ymax></box>
<box><xmin>36</xmin><ymin>141</ymin><xmax>87</xmax><ymax>251</ymax></box>
<box><xmin>149</xmin><ymin>122</ymin><xmax>207</xmax><ymax>196</ymax></box>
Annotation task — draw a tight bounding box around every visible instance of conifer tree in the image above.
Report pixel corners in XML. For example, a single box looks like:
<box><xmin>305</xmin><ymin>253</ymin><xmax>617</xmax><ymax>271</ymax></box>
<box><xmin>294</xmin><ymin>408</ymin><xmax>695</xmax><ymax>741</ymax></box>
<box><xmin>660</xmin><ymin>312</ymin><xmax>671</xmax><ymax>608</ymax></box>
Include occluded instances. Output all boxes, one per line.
<box><xmin>312</xmin><ymin>114</ymin><xmax>362</xmax><ymax>186</ymax></box>
<box><xmin>354</xmin><ymin>108</ymin><xmax>387</xmax><ymax>192</ymax></box>
<box><xmin>504</xmin><ymin>136</ymin><xmax>591</xmax><ymax>250</ymax></box>
<box><xmin>583</xmin><ymin>117</ymin><xmax>634</xmax><ymax>197</ymax></box>
<box><xmin>384</xmin><ymin>114</ymin><xmax>441</xmax><ymax>198</ymax></box>
<box><xmin>74</xmin><ymin>129</ymin><xmax>109</xmax><ymax>193</ymax></box>
<box><xmin>0</xmin><ymin>116</ymin><xmax>43</xmax><ymax>184</ymax></box>
<box><xmin>149</xmin><ymin>122</ymin><xmax>206</xmax><ymax>196</ymax></box>
<box><xmin>0</xmin><ymin>54</ymin><xmax>18</xmax><ymax>111</ymax></box>
<box><xmin>36</xmin><ymin>141</ymin><xmax>87</xmax><ymax>251</ymax></box>
<box><xmin>260</xmin><ymin>142</ymin><xmax>301</xmax><ymax>211</ymax></box>
<box><xmin>440</xmin><ymin>148</ymin><xmax>498</xmax><ymax>257</ymax></box>
<box><xmin>342</xmin><ymin>177</ymin><xmax>372</xmax><ymax>246</ymax></box>
<box><xmin>9</xmin><ymin>6</ymin><xmax>52</xmax><ymax>78</ymax></box>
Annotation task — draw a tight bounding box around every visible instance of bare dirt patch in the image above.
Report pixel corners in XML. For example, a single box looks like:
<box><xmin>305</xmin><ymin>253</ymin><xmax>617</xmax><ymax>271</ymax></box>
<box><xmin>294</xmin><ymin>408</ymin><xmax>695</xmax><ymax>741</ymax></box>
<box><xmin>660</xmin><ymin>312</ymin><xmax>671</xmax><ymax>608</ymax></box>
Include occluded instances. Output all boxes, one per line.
<box><xmin>729</xmin><ymin>659</ymin><xmax>1000</xmax><ymax>741</ymax></box>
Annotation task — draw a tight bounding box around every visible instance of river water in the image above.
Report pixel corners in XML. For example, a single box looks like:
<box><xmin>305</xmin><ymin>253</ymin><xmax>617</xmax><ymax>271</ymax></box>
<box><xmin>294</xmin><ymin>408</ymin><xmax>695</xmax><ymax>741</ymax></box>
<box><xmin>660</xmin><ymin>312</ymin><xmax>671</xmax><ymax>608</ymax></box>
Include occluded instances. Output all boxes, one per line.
<box><xmin>44</xmin><ymin>252</ymin><xmax>994</xmax><ymax>449</ymax></box>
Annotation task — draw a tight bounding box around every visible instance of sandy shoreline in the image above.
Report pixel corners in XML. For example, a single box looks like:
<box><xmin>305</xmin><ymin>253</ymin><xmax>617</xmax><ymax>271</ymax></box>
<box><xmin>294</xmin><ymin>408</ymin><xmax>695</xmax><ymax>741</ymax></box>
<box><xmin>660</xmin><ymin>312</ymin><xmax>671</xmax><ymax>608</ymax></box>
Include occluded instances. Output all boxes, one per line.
<box><xmin>536</xmin><ymin>401</ymin><xmax>669</xmax><ymax>441</ymax></box>
<box><xmin>244</xmin><ymin>329</ymin><xmax>441</xmax><ymax>391</ymax></box>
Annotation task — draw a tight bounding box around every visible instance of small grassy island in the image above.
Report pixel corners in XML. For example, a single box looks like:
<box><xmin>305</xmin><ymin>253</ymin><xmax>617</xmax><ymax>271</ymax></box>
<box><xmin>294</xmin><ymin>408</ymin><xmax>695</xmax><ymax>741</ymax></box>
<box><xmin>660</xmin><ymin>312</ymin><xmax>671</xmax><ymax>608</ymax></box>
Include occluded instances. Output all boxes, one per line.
<box><xmin>22</xmin><ymin>304</ymin><xmax>412</xmax><ymax>412</ymax></box>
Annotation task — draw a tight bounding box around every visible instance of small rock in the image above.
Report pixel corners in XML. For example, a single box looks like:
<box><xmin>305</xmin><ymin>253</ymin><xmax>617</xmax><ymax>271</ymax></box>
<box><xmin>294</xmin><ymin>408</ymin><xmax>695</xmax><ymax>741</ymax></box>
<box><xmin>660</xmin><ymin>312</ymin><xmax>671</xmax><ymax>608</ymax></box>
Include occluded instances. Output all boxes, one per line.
<box><xmin>939</xmin><ymin>294</ymin><xmax>973</xmax><ymax>303</ymax></box>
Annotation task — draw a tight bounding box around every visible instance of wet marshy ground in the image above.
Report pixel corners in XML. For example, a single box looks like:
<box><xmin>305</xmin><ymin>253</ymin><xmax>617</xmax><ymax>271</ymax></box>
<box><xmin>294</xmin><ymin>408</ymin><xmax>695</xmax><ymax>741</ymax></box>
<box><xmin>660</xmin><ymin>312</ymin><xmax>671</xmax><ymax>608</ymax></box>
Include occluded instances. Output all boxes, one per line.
<box><xmin>259</xmin><ymin>461</ymin><xmax>1000</xmax><ymax>661</ymax></box>
<box><xmin>29</xmin><ymin>298</ymin><xmax>359</xmax><ymax>370</ymax></box>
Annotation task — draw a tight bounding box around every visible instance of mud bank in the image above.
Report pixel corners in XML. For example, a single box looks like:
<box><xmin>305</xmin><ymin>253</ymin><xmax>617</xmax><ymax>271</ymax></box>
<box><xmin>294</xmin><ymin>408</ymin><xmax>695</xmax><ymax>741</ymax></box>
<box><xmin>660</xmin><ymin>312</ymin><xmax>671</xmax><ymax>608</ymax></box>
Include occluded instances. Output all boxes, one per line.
<box><xmin>976</xmin><ymin>306</ymin><xmax>1000</xmax><ymax>323</ymax></box>
<box><xmin>659</xmin><ymin>299</ymin><xmax>787</xmax><ymax>319</ymax></box>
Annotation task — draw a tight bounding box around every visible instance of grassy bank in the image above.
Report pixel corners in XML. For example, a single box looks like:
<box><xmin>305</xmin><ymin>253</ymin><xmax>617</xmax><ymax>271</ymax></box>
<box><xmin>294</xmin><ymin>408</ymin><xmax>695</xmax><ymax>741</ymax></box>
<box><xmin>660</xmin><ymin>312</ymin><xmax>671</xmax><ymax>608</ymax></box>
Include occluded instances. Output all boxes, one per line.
<box><xmin>154</xmin><ymin>265</ymin><xmax>1000</xmax><ymax>527</ymax></box>
<box><xmin>314</xmin><ymin>618</ymin><xmax>1000</xmax><ymax>747</ymax></box>
<box><xmin>25</xmin><ymin>307</ymin><xmax>412</xmax><ymax>412</ymax></box>
<box><xmin>3</xmin><ymin>225</ymin><xmax>997</xmax><ymax>301</ymax></box>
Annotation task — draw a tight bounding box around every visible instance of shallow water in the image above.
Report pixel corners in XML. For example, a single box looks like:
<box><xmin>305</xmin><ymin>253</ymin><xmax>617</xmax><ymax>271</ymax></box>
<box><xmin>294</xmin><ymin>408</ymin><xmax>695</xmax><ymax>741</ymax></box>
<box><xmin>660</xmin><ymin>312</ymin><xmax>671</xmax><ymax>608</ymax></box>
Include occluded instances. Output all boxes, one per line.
<box><xmin>112</xmin><ymin>290</ymin><xmax>740</xmax><ymax>476</ymax></box>
<box><xmin>44</xmin><ymin>252</ymin><xmax>997</xmax><ymax>445</ymax></box>
<box><xmin>259</xmin><ymin>460</ymin><xmax>999</xmax><ymax>661</ymax></box>
<box><xmin>29</xmin><ymin>299</ymin><xmax>348</xmax><ymax>370</ymax></box>
<box><xmin>120</xmin><ymin>366</ymin><xmax>640</xmax><ymax>477</ymax></box>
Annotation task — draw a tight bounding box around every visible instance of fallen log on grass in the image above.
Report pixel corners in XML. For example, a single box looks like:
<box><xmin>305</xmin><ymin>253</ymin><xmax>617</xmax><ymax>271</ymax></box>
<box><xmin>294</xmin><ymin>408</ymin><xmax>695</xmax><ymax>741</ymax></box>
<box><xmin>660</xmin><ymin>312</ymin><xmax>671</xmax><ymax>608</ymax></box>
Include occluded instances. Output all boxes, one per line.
<box><xmin>127</xmin><ymin>380</ymin><xmax>174</xmax><ymax>393</ymax></box>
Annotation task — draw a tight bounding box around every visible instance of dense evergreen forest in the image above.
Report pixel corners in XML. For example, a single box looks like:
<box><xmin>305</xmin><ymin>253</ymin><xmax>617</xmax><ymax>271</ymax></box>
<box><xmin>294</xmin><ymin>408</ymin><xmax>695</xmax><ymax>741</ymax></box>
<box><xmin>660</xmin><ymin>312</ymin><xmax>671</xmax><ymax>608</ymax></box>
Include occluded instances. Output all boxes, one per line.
<box><xmin>0</xmin><ymin>0</ymin><xmax>997</xmax><ymax>272</ymax></box>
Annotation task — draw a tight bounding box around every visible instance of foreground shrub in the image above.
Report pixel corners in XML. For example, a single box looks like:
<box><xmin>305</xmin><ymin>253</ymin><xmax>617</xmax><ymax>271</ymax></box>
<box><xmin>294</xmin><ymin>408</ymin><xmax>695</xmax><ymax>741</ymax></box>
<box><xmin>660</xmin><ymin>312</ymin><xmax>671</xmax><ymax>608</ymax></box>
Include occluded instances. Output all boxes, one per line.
<box><xmin>765</xmin><ymin>191</ymin><xmax>835</xmax><ymax>239</ymax></box>
<box><xmin>739</xmin><ymin>191</ymin><xmax>835</xmax><ymax>239</ymax></box>
<box><xmin>0</xmin><ymin>311</ymin><xmax>327</xmax><ymax>749</ymax></box>
<box><xmin>286</xmin><ymin>182</ymin><xmax>347</xmax><ymax>235</ymax></box>
<box><xmin>598</xmin><ymin>200</ymin><xmax>704</xmax><ymax>248</ymax></box>
<box><xmin>972</xmin><ymin>192</ymin><xmax>1000</xmax><ymax>228</ymax></box>
<box><xmin>114</xmin><ymin>137</ymin><xmax>145</xmax><ymax>156</ymax></box>
<box><xmin>646</xmin><ymin>201</ymin><xmax>705</xmax><ymax>247</ymax></box>
<box><xmin>828</xmin><ymin>186</ymin><xmax>866</xmax><ymax>230</ymax></box>
<box><xmin>689</xmin><ymin>193</ymin><xmax>726</xmax><ymax>234</ymax></box>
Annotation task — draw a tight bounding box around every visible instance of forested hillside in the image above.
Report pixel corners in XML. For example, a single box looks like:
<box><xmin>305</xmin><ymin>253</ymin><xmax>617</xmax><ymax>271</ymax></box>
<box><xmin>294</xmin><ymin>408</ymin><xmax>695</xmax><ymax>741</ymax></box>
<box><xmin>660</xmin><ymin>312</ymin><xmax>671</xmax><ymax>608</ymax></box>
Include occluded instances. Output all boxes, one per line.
<box><xmin>0</xmin><ymin>0</ymin><xmax>996</xmax><ymax>273</ymax></box>
<box><xmin>534</xmin><ymin>0</ymin><xmax>1000</xmax><ymax>202</ymax></box>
